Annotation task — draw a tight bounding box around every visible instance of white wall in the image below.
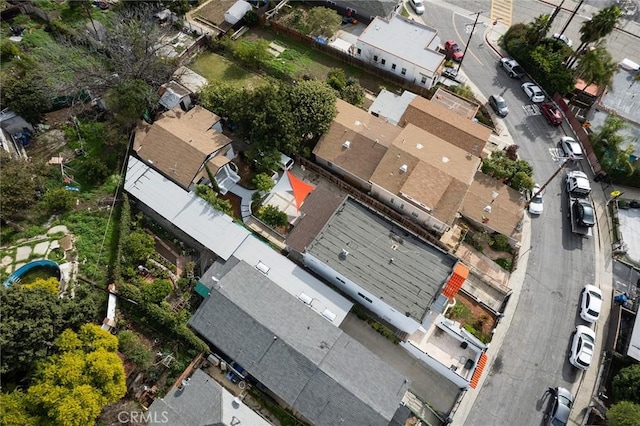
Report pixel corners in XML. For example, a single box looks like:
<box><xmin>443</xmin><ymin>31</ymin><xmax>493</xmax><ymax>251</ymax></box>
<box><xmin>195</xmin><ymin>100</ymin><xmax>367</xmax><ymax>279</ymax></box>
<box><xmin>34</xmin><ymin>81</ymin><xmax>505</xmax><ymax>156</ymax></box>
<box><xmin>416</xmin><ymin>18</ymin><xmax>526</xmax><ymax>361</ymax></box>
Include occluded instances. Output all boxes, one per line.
<box><xmin>302</xmin><ymin>253</ymin><xmax>423</xmax><ymax>334</ymax></box>
<box><xmin>354</xmin><ymin>42</ymin><xmax>438</xmax><ymax>89</ymax></box>
<box><xmin>400</xmin><ymin>341</ymin><xmax>471</xmax><ymax>389</ymax></box>
<box><xmin>370</xmin><ymin>183</ymin><xmax>449</xmax><ymax>233</ymax></box>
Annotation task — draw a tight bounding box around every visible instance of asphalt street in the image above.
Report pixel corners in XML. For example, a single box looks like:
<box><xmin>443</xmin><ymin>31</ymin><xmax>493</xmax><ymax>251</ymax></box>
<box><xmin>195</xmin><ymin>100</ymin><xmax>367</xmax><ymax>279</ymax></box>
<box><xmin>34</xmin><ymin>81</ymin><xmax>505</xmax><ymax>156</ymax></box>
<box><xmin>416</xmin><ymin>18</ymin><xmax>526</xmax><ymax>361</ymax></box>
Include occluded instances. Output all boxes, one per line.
<box><xmin>416</xmin><ymin>0</ymin><xmax>617</xmax><ymax>424</ymax></box>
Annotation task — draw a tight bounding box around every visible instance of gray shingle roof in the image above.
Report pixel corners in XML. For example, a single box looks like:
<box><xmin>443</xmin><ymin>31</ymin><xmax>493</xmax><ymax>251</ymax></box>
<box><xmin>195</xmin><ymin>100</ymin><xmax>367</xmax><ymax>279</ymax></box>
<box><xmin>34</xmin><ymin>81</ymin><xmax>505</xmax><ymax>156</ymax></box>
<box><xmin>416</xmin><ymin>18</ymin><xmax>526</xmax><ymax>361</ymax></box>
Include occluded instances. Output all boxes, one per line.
<box><xmin>189</xmin><ymin>261</ymin><xmax>409</xmax><ymax>425</ymax></box>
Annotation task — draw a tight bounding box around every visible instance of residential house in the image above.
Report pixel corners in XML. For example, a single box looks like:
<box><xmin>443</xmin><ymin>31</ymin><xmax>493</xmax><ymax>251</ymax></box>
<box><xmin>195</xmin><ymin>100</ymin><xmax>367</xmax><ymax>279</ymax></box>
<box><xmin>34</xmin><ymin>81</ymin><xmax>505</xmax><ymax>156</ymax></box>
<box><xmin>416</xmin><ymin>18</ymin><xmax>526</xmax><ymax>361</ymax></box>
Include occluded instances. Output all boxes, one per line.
<box><xmin>133</xmin><ymin>105</ymin><xmax>240</xmax><ymax>192</ymax></box>
<box><xmin>147</xmin><ymin>369</ymin><xmax>270</xmax><ymax>425</ymax></box>
<box><xmin>399</xmin><ymin>93</ymin><xmax>492</xmax><ymax>156</ymax></box>
<box><xmin>0</xmin><ymin>109</ymin><xmax>31</xmax><ymax>158</ymax></box>
<box><xmin>298</xmin><ymin>197</ymin><xmax>488</xmax><ymax>389</ymax></box>
<box><xmin>369</xmin><ymin>123</ymin><xmax>481</xmax><ymax>234</ymax></box>
<box><xmin>301</xmin><ymin>197</ymin><xmax>461</xmax><ymax>335</ymax></box>
<box><xmin>189</xmin><ymin>260</ymin><xmax>411</xmax><ymax>426</ymax></box>
<box><xmin>459</xmin><ymin>172</ymin><xmax>525</xmax><ymax>246</ymax></box>
<box><xmin>313</xmin><ymin>98</ymin><xmax>402</xmax><ymax>190</ymax></box>
<box><xmin>369</xmin><ymin>90</ymin><xmax>417</xmax><ymax>125</ymax></box>
<box><xmin>125</xmin><ymin>155</ymin><xmax>353</xmax><ymax>323</ymax></box>
<box><xmin>354</xmin><ymin>15</ymin><xmax>445</xmax><ymax>89</ymax></box>
<box><xmin>303</xmin><ymin>0</ymin><xmax>401</xmax><ymax>24</ymax></box>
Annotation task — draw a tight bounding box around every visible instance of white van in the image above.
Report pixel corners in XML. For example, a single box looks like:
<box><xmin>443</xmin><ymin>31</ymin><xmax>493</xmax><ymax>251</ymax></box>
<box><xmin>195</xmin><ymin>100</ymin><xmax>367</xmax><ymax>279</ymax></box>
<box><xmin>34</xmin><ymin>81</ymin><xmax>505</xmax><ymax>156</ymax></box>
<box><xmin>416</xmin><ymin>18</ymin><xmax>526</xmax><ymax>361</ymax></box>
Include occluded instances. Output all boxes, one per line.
<box><xmin>279</xmin><ymin>152</ymin><xmax>294</xmax><ymax>170</ymax></box>
<box><xmin>409</xmin><ymin>0</ymin><xmax>425</xmax><ymax>15</ymax></box>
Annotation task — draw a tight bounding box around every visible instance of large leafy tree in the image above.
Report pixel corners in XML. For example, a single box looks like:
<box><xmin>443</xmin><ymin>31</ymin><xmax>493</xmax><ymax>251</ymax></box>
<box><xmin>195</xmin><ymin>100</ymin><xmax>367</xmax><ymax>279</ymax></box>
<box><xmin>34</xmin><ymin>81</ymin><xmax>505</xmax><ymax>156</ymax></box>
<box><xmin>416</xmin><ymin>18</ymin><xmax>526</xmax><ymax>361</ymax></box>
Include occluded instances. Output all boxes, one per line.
<box><xmin>305</xmin><ymin>7</ymin><xmax>342</xmax><ymax>37</ymax></box>
<box><xmin>21</xmin><ymin>325</ymin><xmax>126</xmax><ymax>426</ymax></box>
<box><xmin>607</xmin><ymin>401</ymin><xmax>640</xmax><ymax>426</ymax></box>
<box><xmin>590</xmin><ymin>114</ymin><xmax>635</xmax><ymax>177</ymax></box>
<box><xmin>289</xmin><ymin>80</ymin><xmax>337</xmax><ymax>144</ymax></box>
<box><xmin>0</xmin><ymin>152</ymin><xmax>46</xmax><ymax>225</ymax></box>
<box><xmin>106</xmin><ymin>79</ymin><xmax>158</xmax><ymax>129</ymax></box>
<box><xmin>0</xmin><ymin>286</ymin><xmax>100</xmax><ymax>381</ymax></box>
<box><xmin>613</xmin><ymin>364</ymin><xmax>640</xmax><ymax>403</ymax></box>
<box><xmin>0</xmin><ymin>68</ymin><xmax>53</xmax><ymax>123</ymax></box>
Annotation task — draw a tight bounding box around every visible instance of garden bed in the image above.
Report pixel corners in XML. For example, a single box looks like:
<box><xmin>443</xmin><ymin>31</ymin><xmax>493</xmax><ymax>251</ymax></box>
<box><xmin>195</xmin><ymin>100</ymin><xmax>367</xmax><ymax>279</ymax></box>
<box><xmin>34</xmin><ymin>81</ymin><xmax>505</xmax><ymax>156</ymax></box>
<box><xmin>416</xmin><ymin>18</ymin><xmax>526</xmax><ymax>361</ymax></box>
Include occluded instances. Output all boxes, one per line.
<box><xmin>445</xmin><ymin>291</ymin><xmax>497</xmax><ymax>343</ymax></box>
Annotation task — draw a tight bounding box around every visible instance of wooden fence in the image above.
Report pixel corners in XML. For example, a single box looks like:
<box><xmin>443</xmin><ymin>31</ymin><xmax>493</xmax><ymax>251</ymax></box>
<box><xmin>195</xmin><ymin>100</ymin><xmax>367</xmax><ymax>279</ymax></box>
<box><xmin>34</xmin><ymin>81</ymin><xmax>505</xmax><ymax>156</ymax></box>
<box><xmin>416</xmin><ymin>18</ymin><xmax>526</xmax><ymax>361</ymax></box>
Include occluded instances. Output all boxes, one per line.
<box><xmin>553</xmin><ymin>93</ymin><xmax>603</xmax><ymax>177</ymax></box>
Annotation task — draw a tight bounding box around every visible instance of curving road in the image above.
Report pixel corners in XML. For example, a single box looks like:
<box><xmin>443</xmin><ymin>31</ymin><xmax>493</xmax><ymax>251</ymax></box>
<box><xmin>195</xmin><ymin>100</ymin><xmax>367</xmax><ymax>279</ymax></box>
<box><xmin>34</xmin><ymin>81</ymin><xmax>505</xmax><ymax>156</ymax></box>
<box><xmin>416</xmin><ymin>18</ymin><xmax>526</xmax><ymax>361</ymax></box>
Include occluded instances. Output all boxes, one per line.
<box><xmin>419</xmin><ymin>1</ymin><xmax>599</xmax><ymax>424</ymax></box>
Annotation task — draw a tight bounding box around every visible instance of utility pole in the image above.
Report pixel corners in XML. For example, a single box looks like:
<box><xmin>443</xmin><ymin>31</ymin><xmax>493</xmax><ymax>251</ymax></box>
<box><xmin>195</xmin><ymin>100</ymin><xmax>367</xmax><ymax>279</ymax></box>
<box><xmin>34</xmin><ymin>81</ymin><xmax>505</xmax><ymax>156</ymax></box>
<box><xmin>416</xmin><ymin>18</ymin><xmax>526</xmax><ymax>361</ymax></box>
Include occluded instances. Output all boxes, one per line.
<box><xmin>546</xmin><ymin>0</ymin><xmax>567</xmax><ymax>33</ymax></box>
<box><xmin>457</xmin><ymin>11</ymin><xmax>484</xmax><ymax>73</ymax></box>
<box><xmin>559</xmin><ymin>0</ymin><xmax>585</xmax><ymax>36</ymax></box>
<box><xmin>524</xmin><ymin>158</ymin><xmax>572</xmax><ymax>209</ymax></box>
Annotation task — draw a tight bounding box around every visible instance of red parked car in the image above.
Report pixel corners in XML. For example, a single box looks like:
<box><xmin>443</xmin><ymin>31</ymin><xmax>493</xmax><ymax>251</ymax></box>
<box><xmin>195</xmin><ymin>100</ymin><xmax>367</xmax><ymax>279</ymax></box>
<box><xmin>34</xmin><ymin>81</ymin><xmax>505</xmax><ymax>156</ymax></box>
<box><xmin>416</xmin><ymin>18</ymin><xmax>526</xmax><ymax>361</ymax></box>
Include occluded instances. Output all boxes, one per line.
<box><xmin>445</xmin><ymin>40</ymin><xmax>463</xmax><ymax>62</ymax></box>
<box><xmin>540</xmin><ymin>102</ymin><xmax>563</xmax><ymax>126</ymax></box>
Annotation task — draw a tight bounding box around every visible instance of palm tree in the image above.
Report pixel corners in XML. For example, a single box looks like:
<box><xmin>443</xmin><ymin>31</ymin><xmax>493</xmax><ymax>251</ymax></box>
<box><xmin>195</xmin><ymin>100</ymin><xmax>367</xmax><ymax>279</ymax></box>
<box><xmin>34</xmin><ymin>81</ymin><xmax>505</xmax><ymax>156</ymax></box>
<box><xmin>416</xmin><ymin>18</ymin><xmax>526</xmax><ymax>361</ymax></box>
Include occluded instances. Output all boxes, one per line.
<box><xmin>526</xmin><ymin>14</ymin><xmax>551</xmax><ymax>45</ymax></box>
<box><xmin>573</xmin><ymin>43</ymin><xmax>617</xmax><ymax>97</ymax></box>
<box><xmin>590</xmin><ymin>114</ymin><xmax>635</xmax><ymax>176</ymax></box>
<box><xmin>567</xmin><ymin>5</ymin><xmax>622</xmax><ymax>67</ymax></box>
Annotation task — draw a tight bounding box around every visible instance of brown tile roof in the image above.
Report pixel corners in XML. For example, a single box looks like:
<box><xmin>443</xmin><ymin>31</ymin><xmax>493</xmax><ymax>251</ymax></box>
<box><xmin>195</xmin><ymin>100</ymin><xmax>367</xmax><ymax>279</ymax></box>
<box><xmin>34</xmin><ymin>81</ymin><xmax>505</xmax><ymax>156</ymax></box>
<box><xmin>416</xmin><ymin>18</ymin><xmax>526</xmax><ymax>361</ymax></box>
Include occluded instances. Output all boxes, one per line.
<box><xmin>370</xmin><ymin>124</ymin><xmax>480</xmax><ymax>225</ymax></box>
<box><xmin>313</xmin><ymin>99</ymin><xmax>401</xmax><ymax>181</ymax></box>
<box><xmin>399</xmin><ymin>96</ymin><xmax>492</xmax><ymax>155</ymax></box>
<box><xmin>133</xmin><ymin>106</ymin><xmax>232</xmax><ymax>189</ymax></box>
<box><xmin>459</xmin><ymin>172</ymin><xmax>525</xmax><ymax>239</ymax></box>
<box><xmin>285</xmin><ymin>188</ymin><xmax>347</xmax><ymax>253</ymax></box>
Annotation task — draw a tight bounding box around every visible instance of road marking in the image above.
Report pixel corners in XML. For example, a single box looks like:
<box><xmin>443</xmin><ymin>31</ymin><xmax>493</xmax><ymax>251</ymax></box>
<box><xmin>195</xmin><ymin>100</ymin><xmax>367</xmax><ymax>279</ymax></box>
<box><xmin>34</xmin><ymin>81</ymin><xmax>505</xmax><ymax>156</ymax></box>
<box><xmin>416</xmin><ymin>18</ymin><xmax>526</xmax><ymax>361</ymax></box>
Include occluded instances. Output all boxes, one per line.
<box><xmin>491</xmin><ymin>0</ymin><xmax>513</xmax><ymax>27</ymax></box>
<box><xmin>522</xmin><ymin>104</ymin><xmax>541</xmax><ymax>116</ymax></box>
<box><xmin>452</xmin><ymin>13</ymin><xmax>485</xmax><ymax>67</ymax></box>
<box><xmin>549</xmin><ymin>147</ymin><xmax>566</xmax><ymax>161</ymax></box>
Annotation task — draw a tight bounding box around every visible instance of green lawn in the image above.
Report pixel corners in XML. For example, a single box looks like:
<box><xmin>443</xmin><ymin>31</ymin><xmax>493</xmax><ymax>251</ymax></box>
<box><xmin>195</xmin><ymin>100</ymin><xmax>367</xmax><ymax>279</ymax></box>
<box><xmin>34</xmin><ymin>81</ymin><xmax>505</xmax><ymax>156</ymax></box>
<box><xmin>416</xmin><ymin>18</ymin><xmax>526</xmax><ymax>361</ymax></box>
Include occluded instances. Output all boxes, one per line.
<box><xmin>188</xmin><ymin>52</ymin><xmax>266</xmax><ymax>88</ymax></box>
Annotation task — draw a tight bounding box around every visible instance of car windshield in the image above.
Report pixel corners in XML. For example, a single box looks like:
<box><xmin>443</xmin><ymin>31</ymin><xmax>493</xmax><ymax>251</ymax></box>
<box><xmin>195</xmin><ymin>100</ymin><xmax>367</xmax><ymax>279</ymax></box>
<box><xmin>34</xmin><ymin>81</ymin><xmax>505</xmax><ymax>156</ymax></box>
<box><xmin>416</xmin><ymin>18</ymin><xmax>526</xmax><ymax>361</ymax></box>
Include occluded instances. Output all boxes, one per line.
<box><xmin>496</xmin><ymin>100</ymin><xmax>507</xmax><ymax>108</ymax></box>
<box><xmin>581</xmin><ymin>205</ymin><xmax>594</xmax><ymax>223</ymax></box>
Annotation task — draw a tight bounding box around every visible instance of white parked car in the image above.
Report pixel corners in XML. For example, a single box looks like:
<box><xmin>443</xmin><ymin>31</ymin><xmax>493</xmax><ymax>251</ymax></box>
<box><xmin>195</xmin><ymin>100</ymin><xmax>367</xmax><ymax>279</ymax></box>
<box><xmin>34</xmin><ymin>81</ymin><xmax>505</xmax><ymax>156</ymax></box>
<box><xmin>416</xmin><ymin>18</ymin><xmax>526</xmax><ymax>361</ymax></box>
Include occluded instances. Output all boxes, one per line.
<box><xmin>409</xmin><ymin>0</ymin><xmax>425</xmax><ymax>15</ymax></box>
<box><xmin>521</xmin><ymin>82</ymin><xmax>545</xmax><ymax>103</ymax></box>
<box><xmin>553</xmin><ymin>33</ymin><xmax>573</xmax><ymax>47</ymax></box>
<box><xmin>580</xmin><ymin>285</ymin><xmax>603</xmax><ymax>323</ymax></box>
<box><xmin>569</xmin><ymin>325</ymin><xmax>596</xmax><ymax>370</ymax></box>
<box><xmin>528</xmin><ymin>184</ymin><xmax>544</xmax><ymax>215</ymax></box>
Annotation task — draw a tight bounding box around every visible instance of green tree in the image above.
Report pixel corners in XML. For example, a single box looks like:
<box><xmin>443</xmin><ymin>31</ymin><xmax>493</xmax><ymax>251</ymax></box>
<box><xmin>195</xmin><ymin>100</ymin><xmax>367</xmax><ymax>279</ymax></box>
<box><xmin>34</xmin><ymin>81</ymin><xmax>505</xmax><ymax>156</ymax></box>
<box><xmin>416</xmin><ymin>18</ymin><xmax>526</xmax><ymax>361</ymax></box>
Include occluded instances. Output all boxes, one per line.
<box><xmin>200</xmin><ymin>83</ymin><xmax>243</xmax><ymax>119</ymax></box>
<box><xmin>326</xmin><ymin>68</ymin><xmax>348</xmax><ymax>90</ymax></box>
<box><xmin>230</xmin><ymin>39</ymin><xmax>271</xmax><ymax>68</ymax></box>
<box><xmin>42</xmin><ymin>187</ymin><xmax>76</xmax><ymax>214</ymax></box>
<box><xmin>613</xmin><ymin>364</ymin><xmax>640</xmax><ymax>403</ymax></box>
<box><xmin>122</xmin><ymin>230</ymin><xmax>155</xmax><ymax>265</ymax></box>
<box><xmin>289</xmin><ymin>80</ymin><xmax>337</xmax><ymax>143</ymax></box>
<box><xmin>143</xmin><ymin>279</ymin><xmax>173</xmax><ymax>304</ymax></box>
<box><xmin>526</xmin><ymin>14</ymin><xmax>551</xmax><ymax>45</ymax></box>
<box><xmin>590</xmin><ymin>114</ymin><xmax>635</xmax><ymax>177</ymax></box>
<box><xmin>481</xmin><ymin>150</ymin><xmax>534</xmax><ymax>191</ymax></box>
<box><xmin>257</xmin><ymin>204</ymin><xmax>288</xmax><ymax>227</ymax></box>
<box><xmin>117</xmin><ymin>330</ymin><xmax>153</xmax><ymax>371</ymax></box>
<box><xmin>574</xmin><ymin>44</ymin><xmax>617</xmax><ymax>96</ymax></box>
<box><xmin>0</xmin><ymin>68</ymin><xmax>53</xmax><ymax>123</ymax></box>
<box><xmin>0</xmin><ymin>153</ymin><xmax>45</xmax><ymax>224</ymax></box>
<box><xmin>340</xmin><ymin>83</ymin><xmax>366</xmax><ymax>107</ymax></box>
<box><xmin>250</xmin><ymin>148</ymin><xmax>282</xmax><ymax>174</ymax></box>
<box><xmin>0</xmin><ymin>286</ymin><xmax>99</xmax><ymax>380</ymax></box>
<box><xmin>106</xmin><ymin>79</ymin><xmax>157</xmax><ymax>129</ymax></box>
<box><xmin>607</xmin><ymin>401</ymin><xmax>640</xmax><ymax>426</ymax></box>
<box><xmin>253</xmin><ymin>173</ymin><xmax>275</xmax><ymax>193</ymax></box>
<box><xmin>305</xmin><ymin>7</ymin><xmax>342</xmax><ymax>37</ymax></box>
<box><xmin>568</xmin><ymin>5</ymin><xmax>622</xmax><ymax>67</ymax></box>
<box><xmin>511</xmin><ymin>171</ymin><xmax>535</xmax><ymax>191</ymax></box>
<box><xmin>24</xmin><ymin>325</ymin><xmax>126</xmax><ymax>426</ymax></box>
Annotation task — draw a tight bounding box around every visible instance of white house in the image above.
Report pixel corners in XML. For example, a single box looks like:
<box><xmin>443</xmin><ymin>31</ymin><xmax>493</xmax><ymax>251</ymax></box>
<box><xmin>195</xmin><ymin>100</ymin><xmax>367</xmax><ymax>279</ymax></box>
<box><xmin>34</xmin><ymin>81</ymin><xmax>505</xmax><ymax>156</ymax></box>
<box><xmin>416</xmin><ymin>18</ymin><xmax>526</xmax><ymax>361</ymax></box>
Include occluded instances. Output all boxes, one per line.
<box><xmin>354</xmin><ymin>15</ymin><xmax>445</xmax><ymax>88</ymax></box>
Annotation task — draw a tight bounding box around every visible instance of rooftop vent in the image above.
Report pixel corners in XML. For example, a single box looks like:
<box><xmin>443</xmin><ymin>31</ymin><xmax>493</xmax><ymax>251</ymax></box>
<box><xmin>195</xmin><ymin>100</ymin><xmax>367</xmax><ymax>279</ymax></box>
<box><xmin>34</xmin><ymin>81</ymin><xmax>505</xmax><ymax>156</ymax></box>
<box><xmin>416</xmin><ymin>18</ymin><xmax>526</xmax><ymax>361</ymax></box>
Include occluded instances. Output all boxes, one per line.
<box><xmin>399</xmin><ymin>164</ymin><xmax>408</xmax><ymax>173</ymax></box>
<box><xmin>298</xmin><ymin>292</ymin><xmax>313</xmax><ymax>306</ymax></box>
<box><xmin>322</xmin><ymin>309</ymin><xmax>337</xmax><ymax>322</ymax></box>
<box><xmin>441</xmin><ymin>156</ymin><xmax>450</xmax><ymax>163</ymax></box>
<box><xmin>343</xmin><ymin>140</ymin><xmax>351</xmax><ymax>149</ymax></box>
<box><xmin>255</xmin><ymin>261</ymin><xmax>270</xmax><ymax>275</ymax></box>
<box><xmin>416</xmin><ymin>143</ymin><xmax>424</xmax><ymax>150</ymax></box>
<box><xmin>339</xmin><ymin>249</ymin><xmax>349</xmax><ymax>260</ymax></box>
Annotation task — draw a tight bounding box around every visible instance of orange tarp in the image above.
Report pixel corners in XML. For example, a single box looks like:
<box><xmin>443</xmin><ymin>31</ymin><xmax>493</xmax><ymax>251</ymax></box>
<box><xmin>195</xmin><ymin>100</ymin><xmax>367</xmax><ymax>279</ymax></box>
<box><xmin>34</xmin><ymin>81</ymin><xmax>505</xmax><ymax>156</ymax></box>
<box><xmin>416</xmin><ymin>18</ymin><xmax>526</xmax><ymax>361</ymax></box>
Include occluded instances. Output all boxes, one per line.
<box><xmin>287</xmin><ymin>171</ymin><xmax>315</xmax><ymax>210</ymax></box>
<box><xmin>470</xmin><ymin>352</ymin><xmax>488</xmax><ymax>389</ymax></box>
<box><xmin>442</xmin><ymin>263</ymin><xmax>469</xmax><ymax>299</ymax></box>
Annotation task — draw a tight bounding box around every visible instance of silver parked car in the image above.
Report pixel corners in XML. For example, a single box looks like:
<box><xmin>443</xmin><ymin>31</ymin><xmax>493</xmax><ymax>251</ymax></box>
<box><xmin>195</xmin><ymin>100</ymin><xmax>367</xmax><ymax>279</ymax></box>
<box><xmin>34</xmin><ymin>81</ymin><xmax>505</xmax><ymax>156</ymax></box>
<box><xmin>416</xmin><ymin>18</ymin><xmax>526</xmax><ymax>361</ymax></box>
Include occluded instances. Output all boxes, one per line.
<box><xmin>546</xmin><ymin>387</ymin><xmax>573</xmax><ymax>426</ymax></box>
<box><xmin>489</xmin><ymin>95</ymin><xmax>509</xmax><ymax>117</ymax></box>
